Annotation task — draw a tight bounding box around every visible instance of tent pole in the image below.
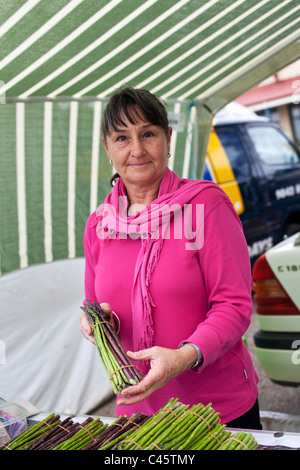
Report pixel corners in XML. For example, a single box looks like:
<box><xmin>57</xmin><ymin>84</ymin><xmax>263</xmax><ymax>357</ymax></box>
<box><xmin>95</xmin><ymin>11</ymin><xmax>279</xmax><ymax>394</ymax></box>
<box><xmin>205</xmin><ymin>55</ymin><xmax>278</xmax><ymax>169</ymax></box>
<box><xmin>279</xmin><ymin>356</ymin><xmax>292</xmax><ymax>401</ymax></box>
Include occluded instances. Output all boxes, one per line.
<box><xmin>194</xmin><ymin>103</ymin><xmax>214</xmax><ymax>180</ymax></box>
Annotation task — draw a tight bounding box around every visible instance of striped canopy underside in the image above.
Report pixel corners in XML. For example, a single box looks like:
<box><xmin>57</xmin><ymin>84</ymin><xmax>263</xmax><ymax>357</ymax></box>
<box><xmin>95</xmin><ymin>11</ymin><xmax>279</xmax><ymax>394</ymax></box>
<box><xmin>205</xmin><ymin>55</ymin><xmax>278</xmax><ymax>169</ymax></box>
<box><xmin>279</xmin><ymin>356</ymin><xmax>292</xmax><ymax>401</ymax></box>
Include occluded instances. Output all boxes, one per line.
<box><xmin>0</xmin><ymin>0</ymin><xmax>299</xmax><ymax>275</ymax></box>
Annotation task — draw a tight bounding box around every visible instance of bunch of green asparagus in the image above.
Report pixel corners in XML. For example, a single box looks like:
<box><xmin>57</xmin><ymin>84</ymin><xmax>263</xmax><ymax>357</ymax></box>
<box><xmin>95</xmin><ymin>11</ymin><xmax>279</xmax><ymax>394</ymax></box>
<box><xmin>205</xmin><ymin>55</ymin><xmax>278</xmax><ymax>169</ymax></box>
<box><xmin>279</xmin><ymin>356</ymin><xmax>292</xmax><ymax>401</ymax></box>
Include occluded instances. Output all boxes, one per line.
<box><xmin>81</xmin><ymin>300</ymin><xmax>143</xmax><ymax>393</ymax></box>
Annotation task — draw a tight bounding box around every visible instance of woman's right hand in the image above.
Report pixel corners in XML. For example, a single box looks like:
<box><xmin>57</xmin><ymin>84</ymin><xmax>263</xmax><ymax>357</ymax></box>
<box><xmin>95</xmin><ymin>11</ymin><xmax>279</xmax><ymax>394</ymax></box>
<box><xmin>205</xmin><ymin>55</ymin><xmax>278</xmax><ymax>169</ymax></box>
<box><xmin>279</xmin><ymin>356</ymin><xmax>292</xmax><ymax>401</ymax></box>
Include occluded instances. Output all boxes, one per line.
<box><xmin>79</xmin><ymin>310</ymin><xmax>95</xmax><ymax>344</ymax></box>
<box><xmin>79</xmin><ymin>302</ymin><xmax>118</xmax><ymax>344</ymax></box>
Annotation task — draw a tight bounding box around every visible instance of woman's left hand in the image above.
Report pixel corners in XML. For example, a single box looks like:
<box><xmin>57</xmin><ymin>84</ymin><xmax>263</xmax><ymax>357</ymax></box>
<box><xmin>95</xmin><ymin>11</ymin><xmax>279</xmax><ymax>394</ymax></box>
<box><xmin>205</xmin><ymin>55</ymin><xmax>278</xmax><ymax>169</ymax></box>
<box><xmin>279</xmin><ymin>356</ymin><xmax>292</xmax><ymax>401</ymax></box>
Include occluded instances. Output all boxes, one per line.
<box><xmin>117</xmin><ymin>344</ymin><xmax>197</xmax><ymax>406</ymax></box>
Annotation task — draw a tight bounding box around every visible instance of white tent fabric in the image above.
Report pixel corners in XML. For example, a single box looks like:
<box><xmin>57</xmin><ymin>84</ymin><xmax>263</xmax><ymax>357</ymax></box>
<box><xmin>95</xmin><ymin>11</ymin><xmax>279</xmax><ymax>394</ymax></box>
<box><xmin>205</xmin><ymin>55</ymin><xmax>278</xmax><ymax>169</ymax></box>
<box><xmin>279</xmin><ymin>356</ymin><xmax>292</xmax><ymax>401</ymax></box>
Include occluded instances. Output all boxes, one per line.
<box><xmin>0</xmin><ymin>259</ymin><xmax>114</xmax><ymax>415</ymax></box>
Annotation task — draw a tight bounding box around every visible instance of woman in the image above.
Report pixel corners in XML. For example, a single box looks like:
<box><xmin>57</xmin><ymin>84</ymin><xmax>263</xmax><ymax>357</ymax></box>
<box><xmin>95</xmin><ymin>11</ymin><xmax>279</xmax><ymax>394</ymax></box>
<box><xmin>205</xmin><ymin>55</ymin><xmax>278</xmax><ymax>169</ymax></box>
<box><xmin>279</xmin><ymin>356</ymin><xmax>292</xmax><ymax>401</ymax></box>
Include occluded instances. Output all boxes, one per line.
<box><xmin>80</xmin><ymin>87</ymin><xmax>261</xmax><ymax>430</ymax></box>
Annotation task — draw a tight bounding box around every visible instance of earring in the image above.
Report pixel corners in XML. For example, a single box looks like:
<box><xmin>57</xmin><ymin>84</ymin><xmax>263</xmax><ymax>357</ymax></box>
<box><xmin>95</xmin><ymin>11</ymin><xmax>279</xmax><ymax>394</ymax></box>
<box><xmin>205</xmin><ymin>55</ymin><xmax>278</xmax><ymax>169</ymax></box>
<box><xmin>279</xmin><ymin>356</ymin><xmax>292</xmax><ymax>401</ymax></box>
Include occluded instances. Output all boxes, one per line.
<box><xmin>109</xmin><ymin>159</ymin><xmax>113</xmax><ymax>165</ymax></box>
<box><xmin>167</xmin><ymin>152</ymin><xmax>171</xmax><ymax>158</ymax></box>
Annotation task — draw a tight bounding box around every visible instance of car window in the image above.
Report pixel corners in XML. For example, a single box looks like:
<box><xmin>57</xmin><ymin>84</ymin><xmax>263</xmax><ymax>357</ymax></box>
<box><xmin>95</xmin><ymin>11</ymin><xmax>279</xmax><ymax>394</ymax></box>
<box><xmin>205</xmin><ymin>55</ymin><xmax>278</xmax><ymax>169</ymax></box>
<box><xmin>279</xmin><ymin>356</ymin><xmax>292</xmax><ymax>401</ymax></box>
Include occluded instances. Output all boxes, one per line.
<box><xmin>216</xmin><ymin>129</ymin><xmax>250</xmax><ymax>178</ymax></box>
<box><xmin>247</xmin><ymin>125</ymin><xmax>300</xmax><ymax>165</ymax></box>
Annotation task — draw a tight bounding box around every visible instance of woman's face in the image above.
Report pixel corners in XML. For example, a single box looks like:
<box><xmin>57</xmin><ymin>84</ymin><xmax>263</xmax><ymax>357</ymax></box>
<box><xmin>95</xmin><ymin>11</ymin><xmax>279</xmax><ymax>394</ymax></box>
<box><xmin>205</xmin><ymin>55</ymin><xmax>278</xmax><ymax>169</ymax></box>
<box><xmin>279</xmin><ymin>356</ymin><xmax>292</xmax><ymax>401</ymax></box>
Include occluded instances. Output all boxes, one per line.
<box><xmin>102</xmin><ymin>108</ymin><xmax>172</xmax><ymax>191</ymax></box>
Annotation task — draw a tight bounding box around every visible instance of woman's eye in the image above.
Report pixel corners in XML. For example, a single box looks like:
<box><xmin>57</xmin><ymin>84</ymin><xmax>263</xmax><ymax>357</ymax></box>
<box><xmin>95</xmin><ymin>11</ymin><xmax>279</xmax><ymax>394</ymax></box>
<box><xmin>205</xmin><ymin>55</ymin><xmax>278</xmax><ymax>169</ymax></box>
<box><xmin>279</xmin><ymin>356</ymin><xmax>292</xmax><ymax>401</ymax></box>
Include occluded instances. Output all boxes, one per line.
<box><xmin>116</xmin><ymin>135</ymin><xmax>126</xmax><ymax>142</ymax></box>
<box><xmin>144</xmin><ymin>131</ymin><xmax>153</xmax><ymax>138</ymax></box>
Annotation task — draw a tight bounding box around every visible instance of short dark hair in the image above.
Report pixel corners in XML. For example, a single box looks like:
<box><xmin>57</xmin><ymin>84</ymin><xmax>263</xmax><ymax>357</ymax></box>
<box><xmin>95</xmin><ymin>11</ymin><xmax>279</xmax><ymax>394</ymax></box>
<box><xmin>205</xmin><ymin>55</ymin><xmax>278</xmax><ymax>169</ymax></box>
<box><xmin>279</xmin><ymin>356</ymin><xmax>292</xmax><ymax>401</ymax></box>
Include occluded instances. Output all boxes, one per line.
<box><xmin>101</xmin><ymin>87</ymin><xmax>169</xmax><ymax>143</ymax></box>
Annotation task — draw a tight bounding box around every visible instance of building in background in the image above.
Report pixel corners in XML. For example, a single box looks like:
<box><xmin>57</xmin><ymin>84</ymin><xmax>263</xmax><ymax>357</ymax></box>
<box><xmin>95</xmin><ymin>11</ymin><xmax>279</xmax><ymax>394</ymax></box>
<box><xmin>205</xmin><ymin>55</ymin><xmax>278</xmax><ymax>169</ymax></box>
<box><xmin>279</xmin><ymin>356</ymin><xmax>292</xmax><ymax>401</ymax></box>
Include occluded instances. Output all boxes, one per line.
<box><xmin>236</xmin><ymin>60</ymin><xmax>300</xmax><ymax>148</ymax></box>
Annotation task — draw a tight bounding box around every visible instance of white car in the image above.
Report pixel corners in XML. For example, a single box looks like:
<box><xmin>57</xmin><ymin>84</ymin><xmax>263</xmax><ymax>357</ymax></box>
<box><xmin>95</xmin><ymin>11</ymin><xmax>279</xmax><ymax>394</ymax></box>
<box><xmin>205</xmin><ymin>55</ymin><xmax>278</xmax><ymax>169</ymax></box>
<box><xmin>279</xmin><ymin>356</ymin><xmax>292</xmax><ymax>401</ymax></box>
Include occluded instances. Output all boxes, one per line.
<box><xmin>253</xmin><ymin>232</ymin><xmax>300</xmax><ymax>386</ymax></box>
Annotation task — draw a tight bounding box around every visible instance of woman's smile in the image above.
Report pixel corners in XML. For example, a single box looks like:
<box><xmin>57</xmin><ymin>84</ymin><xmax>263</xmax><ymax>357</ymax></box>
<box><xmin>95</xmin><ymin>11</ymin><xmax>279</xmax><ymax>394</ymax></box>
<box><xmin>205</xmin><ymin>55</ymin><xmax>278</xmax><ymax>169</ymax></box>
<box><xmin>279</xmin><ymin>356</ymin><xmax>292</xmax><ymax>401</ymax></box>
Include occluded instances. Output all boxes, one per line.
<box><xmin>127</xmin><ymin>160</ymin><xmax>152</xmax><ymax>168</ymax></box>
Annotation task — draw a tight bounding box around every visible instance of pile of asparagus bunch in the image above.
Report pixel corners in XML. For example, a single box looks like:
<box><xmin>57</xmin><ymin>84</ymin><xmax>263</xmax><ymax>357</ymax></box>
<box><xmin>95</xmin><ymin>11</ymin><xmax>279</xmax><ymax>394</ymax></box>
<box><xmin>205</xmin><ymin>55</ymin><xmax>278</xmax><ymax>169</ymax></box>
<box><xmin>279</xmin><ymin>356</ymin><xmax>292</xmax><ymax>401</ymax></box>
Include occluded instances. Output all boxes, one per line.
<box><xmin>114</xmin><ymin>397</ymin><xmax>231</xmax><ymax>451</ymax></box>
<box><xmin>0</xmin><ymin>414</ymin><xmax>107</xmax><ymax>450</ymax></box>
<box><xmin>1</xmin><ymin>399</ymin><xmax>259</xmax><ymax>451</ymax></box>
<box><xmin>81</xmin><ymin>300</ymin><xmax>143</xmax><ymax>393</ymax></box>
<box><xmin>1</xmin><ymin>413</ymin><xmax>150</xmax><ymax>451</ymax></box>
<box><xmin>113</xmin><ymin>398</ymin><xmax>258</xmax><ymax>451</ymax></box>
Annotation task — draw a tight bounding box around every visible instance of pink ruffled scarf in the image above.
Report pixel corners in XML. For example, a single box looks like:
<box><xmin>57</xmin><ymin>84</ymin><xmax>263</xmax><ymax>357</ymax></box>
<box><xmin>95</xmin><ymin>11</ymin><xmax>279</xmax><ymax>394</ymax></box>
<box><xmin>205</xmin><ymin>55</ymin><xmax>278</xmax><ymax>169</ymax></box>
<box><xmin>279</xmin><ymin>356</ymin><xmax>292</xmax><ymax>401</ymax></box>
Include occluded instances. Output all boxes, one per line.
<box><xmin>95</xmin><ymin>168</ymin><xmax>221</xmax><ymax>358</ymax></box>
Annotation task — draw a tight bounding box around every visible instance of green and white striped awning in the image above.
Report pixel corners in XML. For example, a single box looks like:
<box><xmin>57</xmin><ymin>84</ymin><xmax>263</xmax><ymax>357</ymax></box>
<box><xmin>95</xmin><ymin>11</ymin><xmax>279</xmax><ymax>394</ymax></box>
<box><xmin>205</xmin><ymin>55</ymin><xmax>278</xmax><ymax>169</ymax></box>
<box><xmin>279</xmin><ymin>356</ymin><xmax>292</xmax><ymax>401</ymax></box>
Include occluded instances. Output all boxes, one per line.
<box><xmin>0</xmin><ymin>0</ymin><xmax>299</xmax><ymax>275</ymax></box>
<box><xmin>1</xmin><ymin>0</ymin><xmax>300</xmax><ymax>102</ymax></box>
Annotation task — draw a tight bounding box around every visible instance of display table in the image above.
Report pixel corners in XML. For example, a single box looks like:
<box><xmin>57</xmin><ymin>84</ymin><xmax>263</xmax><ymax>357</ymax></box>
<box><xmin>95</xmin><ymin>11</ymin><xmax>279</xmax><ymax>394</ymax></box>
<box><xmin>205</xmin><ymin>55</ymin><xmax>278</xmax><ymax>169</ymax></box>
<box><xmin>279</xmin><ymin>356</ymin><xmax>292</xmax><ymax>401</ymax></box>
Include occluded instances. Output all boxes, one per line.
<box><xmin>28</xmin><ymin>412</ymin><xmax>300</xmax><ymax>450</ymax></box>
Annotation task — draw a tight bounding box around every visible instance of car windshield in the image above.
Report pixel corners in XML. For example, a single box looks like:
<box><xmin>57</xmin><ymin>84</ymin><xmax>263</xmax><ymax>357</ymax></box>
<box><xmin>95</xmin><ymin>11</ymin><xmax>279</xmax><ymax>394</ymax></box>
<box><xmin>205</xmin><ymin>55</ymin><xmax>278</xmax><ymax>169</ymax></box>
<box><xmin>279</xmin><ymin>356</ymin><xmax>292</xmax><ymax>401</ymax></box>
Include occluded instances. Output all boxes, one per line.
<box><xmin>247</xmin><ymin>125</ymin><xmax>300</xmax><ymax>165</ymax></box>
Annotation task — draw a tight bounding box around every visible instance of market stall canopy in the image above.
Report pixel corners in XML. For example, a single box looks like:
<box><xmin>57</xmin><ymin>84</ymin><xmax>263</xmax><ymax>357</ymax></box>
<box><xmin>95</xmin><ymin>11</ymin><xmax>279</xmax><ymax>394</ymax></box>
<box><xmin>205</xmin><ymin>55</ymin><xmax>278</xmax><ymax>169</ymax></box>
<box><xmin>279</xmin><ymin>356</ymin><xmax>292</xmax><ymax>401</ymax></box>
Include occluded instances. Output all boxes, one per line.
<box><xmin>1</xmin><ymin>0</ymin><xmax>300</xmax><ymax>103</ymax></box>
<box><xmin>0</xmin><ymin>0</ymin><xmax>300</xmax><ymax>276</ymax></box>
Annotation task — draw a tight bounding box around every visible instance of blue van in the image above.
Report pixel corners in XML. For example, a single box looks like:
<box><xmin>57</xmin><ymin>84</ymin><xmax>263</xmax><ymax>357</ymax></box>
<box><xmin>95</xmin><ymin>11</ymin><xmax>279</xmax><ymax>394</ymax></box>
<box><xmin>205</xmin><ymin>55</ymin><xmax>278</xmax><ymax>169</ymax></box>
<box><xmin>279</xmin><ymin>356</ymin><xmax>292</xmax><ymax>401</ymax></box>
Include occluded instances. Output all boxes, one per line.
<box><xmin>203</xmin><ymin>103</ymin><xmax>300</xmax><ymax>266</ymax></box>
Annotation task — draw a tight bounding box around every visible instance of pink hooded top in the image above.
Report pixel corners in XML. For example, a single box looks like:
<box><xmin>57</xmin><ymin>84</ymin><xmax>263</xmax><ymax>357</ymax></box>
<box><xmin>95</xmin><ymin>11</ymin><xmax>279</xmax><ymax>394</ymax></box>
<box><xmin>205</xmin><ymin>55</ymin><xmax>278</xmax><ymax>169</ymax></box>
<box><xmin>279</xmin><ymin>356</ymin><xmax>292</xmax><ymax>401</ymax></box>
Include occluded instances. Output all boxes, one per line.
<box><xmin>83</xmin><ymin>168</ymin><xmax>259</xmax><ymax>424</ymax></box>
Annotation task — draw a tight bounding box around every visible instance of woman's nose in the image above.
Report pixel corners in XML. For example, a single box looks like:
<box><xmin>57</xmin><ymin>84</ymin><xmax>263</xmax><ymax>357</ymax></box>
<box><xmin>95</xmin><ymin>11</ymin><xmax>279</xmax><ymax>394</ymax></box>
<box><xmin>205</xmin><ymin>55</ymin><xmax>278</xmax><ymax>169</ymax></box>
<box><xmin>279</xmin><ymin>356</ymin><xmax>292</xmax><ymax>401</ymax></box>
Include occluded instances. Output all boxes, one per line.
<box><xmin>130</xmin><ymin>137</ymin><xmax>146</xmax><ymax>157</ymax></box>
